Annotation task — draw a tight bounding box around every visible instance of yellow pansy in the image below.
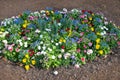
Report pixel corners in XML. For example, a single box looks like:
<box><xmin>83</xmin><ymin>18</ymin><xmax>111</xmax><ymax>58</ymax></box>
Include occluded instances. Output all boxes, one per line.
<box><xmin>25</xmin><ymin>54</ymin><xmax>29</xmax><ymax>59</ymax></box>
<box><xmin>92</xmin><ymin>13</ymin><xmax>95</xmax><ymax>16</ymax></box>
<box><xmin>0</xmin><ymin>31</ymin><xmax>3</xmax><ymax>34</ymax></box>
<box><xmin>96</xmin><ymin>38</ymin><xmax>100</xmax><ymax>43</ymax></box>
<box><xmin>46</xmin><ymin>10</ymin><xmax>50</xmax><ymax>15</ymax></box>
<box><xmin>68</xmin><ymin>30</ymin><xmax>72</xmax><ymax>37</ymax></box>
<box><xmin>99</xmin><ymin>50</ymin><xmax>103</xmax><ymax>55</ymax></box>
<box><xmin>96</xmin><ymin>32</ymin><xmax>100</xmax><ymax>35</ymax></box>
<box><xmin>91</xmin><ymin>27</ymin><xmax>94</xmax><ymax>31</ymax></box>
<box><xmin>96</xmin><ymin>44</ymin><xmax>100</xmax><ymax>49</ymax></box>
<box><xmin>31</xmin><ymin>60</ymin><xmax>36</xmax><ymax>65</ymax></box>
<box><xmin>89</xmin><ymin>17</ymin><xmax>92</xmax><ymax>21</ymax></box>
<box><xmin>59</xmin><ymin>37</ymin><xmax>66</xmax><ymax>43</ymax></box>
<box><xmin>0</xmin><ymin>28</ymin><xmax>5</xmax><ymax>32</ymax></box>
<box><xmin>25</xmin><ymin>65</ymin><xmax>30</xmax><ymax>71</ymax></box>
<box><xmin>23</xmin><ymin>24</ymin><xmax>27</xmax><ymax>28</ymax></box>
<box><xmin>51</xmin><ymin>11</ymin><xmax>54</xmax><ymax>14</ymax></box>
<box><xmin>22</xmin><ymin>58</ymin><xmax>27</xmax><ymax>63</ymax></box>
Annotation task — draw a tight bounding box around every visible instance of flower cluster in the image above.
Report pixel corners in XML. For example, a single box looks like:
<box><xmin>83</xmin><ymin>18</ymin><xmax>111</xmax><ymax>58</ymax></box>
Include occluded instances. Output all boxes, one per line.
<box><xmin>0</xmin><ymin>8</ymin><xmax>120</xmax><ymax>70</ymax></box>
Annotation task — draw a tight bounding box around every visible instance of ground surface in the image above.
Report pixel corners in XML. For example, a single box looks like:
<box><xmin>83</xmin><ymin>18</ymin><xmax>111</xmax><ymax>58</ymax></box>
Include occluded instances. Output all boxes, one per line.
<box><xmin>0</xmin><ymin>0</ymin><xmax>120</xmax><ymax>80</ymax></box>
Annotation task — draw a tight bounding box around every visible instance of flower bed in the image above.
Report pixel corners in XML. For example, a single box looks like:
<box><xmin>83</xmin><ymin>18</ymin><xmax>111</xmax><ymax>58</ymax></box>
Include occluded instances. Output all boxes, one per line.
<box><xmin>0</xmin><ymin>8</ymin><xmax>120</xmax><ymax>70</ymax></box>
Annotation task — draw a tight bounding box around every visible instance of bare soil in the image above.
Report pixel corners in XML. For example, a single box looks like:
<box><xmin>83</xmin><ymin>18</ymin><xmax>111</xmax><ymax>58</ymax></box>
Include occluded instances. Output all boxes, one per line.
<box><xmin>0</xmin><ymin>0</ymin><xmax>120</xmax><ymax>80</ymax></box>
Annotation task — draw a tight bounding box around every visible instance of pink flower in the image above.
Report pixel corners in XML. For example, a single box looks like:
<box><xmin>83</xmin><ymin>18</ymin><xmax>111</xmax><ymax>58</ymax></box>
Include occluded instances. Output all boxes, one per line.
<box><xmin>23</xmin><ymin>36</ymin><xmax>27</xmax><ymax>40</ymax></box>
<box><xmin>15</xmin><ymin>48</ymin><xmax>20</xmax><ymax>52</ymax></box>
<box><xmin>83</xmin><ymin>20</ymin><xmax>88</xmax><ymax>23</ymax></box>
<box><xmin>117</xmin><ymin>41</ymin><xmax>120</xmax><ymax>46</ymax></box>
<box><xmin>84</xmin><ymin>50</ymin><xmax>87</xmax><ymax>53</ymax></box>
<box><xmin>77</xmin><ymin>38</ymin><xmax>82</xmax><ymax>43</ymax></box>
<box><xmin>88</xmin><ymin>42</ymin><xmax>92</xmax><ymax>47</ymax></box>
<box><xmin>80</xmin><ymin>32</ymin><xmax>84</xmax><ymax>36</ymax></box>
<box><xmin>8</xmin><ymin>45</ymin><xmax>13</xmax><ymax>52</ymax></box>
<box><xmin>29</xmin><ymin>16</ymin><xmax>34</xmax><ymax>20</ymax></box>
<box><xmin>80</xmin><ymin>14</ymin><xmax>85</xmax><ymax>18</ymax></box>
<box><xmin>76</xmin><ymin>48</ymin><xmax>81</xmax><ymax>53</ymax></box>
<box><xmin>81</xmin><ymin>57</ymin><xmax>85</xmax><ymax>62</ymax></box>
<box><xmin>83</xmin><ymin>45</ymin><xmax>87</xmax><ymax>48</ymax></box>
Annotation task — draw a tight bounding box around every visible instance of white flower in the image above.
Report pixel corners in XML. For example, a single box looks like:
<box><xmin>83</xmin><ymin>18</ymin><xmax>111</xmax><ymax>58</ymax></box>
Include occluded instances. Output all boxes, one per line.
<box><xmin>40</xmin><ymin>10</ymin><xmax>45</xmax><ymax>13</ymax></box>
<box><xmin>35</xmin><ymin>29</ymin><xmax>40</xmax><ymax>33</ymax></box>
<box><xmin>41</xmin><ymin>51</ymin><xmax>46</xmax><ymax>55</ymax></box>
<box><xmin>38</xmin><ymin>46</ymin><xmax>41</xmax><ymax>50</ymax></box>
<box><xmin>64</xmin><ymin>53</ymin><xmax>71</xmax><ymax>59</ymax></box>
<box><xmin>40</xmin><ymin>41</ymin><xmax>43</xmax><ymax>44</ymax></box>
<box><xmin>104</xmin><ymin>21</ymin><xmax>108</xmax><ymax>25</ymax></box>
<box><xmin>51</xmin><ymin>55</ymin><xmax>56</xmax><ymax>59</ymax></box>
<box><xmin>19</xmin><ymin>42</ymin><xmax>23</xmax><ymax>46</ymax></box>
<box><xmin>103</xmin><ymin>31</ymin><xmax>106</xmax><ymax>35</ymax></box>
<box><xmin>27</xmin><ymin>37</ymin><xmax>31</xmax><ymax>40</ymax></box>
<box><xmin>87</xmin><ymin>49</ymin><xmax>93</xmax><ymax>55</ymax></box>
<box><xmin>101</xmin><ymin>32</ymin><xmax>104</xmax><ymax>36</ymax></box>
<box><xmin>40</xmin><ymin>35</ymin><xmax>43</xmax><ymax>38</ymax></box>
<box><xmin>42</xmin><ymin>46</ymin><xmax>46</xmax><ymax>50</ymax></box>
<box><xmin>2</xmin><ymin>40</ymin><xmax>8</xmax><ymax>44</ymax></box>
<box><xmin>61</xmin><ymin>49</ymin><xmax>65</xmax><ymax>53</ymax></box>
<box><xmin>101</xmin><ymin>27</ymin><xmax>104</xmax><ymax>30</ymax></box>
<box><xmin>58</xmin><ymin>23</ymin><xmax>61</xmax><ymax>26</ymax></box>
<box><xmin>63</xmin><ymin>8</ymin><xmax>67</xmax><ymax>12</ymax></box>
<box><xmin>51</xmin><ymin>40</ymin><xmax>54</xmax><ymax>43</ymax></box>
<box><xmin>58</xmin><ymin>54</ymin><xmax>62</xmax><ymax>59</ymax></box>
<box><xmin>45</xmin><ymin>28</ymin><xmax>51</xmax><ymax>32</ymax></box>
<box><xmin>53</xmin><ymin>71</ymin><xmax>58</xmax><ymax>75</ymax></box>
<box><xmin>74</xmin><ymin>64</ymin><xmax>80</xmax><ymax>68</ymax></box>
<box><xmin>36</xmin><ymin>52</ymin><xmax>41</xmax><ymax>55</ymax></box>
<box><xmin>48</xmin><ymin>48</ymin><xmax>52</xmax><ymax>51</ymax></box>
<box><xmin>24</xmin><ymin>42</ymin><xmax>28</xmax><ymax>47</ymax></box>
<box><xmin>55</xmin><ymin>43</ymin><xmax>59</xmax><ymax>46</ymax></box>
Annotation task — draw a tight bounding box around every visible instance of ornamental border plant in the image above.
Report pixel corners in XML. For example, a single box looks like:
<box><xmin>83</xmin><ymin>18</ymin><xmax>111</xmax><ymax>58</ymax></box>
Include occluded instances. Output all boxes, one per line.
<box><xmin>0</xmin><ymin>8</ymin><xmax>120</xmax><ymax>70</ymax></box>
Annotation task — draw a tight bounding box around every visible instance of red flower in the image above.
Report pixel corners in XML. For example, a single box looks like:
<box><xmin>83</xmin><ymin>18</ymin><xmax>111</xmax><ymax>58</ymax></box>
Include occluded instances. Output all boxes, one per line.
<box><xmin>88</xmin><ymin>10</ymin><xmax>93</xmax><ymax>14</ymax></box>
<box><xmin>29</xmin><ymin>53</ymin><xmax>34</xmax><ymax>57</ymax></box>
<box><xmin>66</xmin><ymin>28</ymin><xmax>70</xmax><ymax>32</ymax></box>
<box><xmin>61</xmin><ymin>46</ymin><xmax>65</xmax><ymax>49</ymax></box>
<box><xmin>117</xmin><ymin>41</ymin><xmax>120</xmax><ymax>46</ymax></box>
<box><xmin>82</xmin><ymin>10</ymin><xmax>86</xmax><ymax>13</ymax></box>
<box><xmin>81</xmin><ymin>57</ymin><xmax>85</xmax><ymax>62</ymax></box>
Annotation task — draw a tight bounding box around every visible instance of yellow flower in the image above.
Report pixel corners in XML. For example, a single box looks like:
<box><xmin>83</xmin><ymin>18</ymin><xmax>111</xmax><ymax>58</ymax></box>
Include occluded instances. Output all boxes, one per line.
<box><xmin>59</xmin><ymin>38</ymin><xmax>66</xmax><ymax>43</ymax></box>
<box><xmin>92</xmin><ymin>13</ymin><xmax>95</xmax><ymax>16</ymax></box>
<box><xmin>82</xmin><ymin>21</ymin><xmax>84</xmax><ymax>24</ymax></box>
<box><xmin>0</xmin><ymin>31</ymin><xmax>3</xmax><ymax>34</ymax></box>
<box><xmin>96</xmin><ymin>32</ymin><xmax>100</xmax><ymax>35</ymax></box>
<box><xmin>25</xmin><ymin>65</ymin><xmax>30</xmax><ymax>71</ymax></box>
<box><xmin>99</xmin><ymin>50</ymin><xmax>103</xmax><ymax>55</ymax></box>
<box><xmin>89</xmin><ymin>17</ymin><xmax>92</xmax><ymax>21</ymax></box>
<box><xmin>91</xmin><ymin>27</ymin><xmax>94</xmax><ymax>31</ymax></box>
<box><xmin>22</xmin><ymin>58</ymin><xmax>27</xmax><ymax>63</ymax></box>
<box><xmin>46</xmin><ymin>10</ymin><xmax>50</xmax><ymax>15</ymax></box>
<box><xmin>96</xmin><ymin>44</ymin><xmax>100</xmax><ymax>49</ymax></box>
<box><xmin>0</xmin><ymin>28</ymin><xmax>5</xmax><ymax>32</ymax></box>
<box><xmin>51</xmin><ymin>11</ymin><xmax>54</xmax><ymax>14</ymax></box>
<box><xmin>31</xmin><ymin>60</ymin><xmax>36</xmax><ymax>65</ymax></box>
<box><xmin>24</xmin><ymin>20</ymin><xmax>28</xmax><ymax>24</ymax></box>
<box><xmin>68</xmin><ymin>30</ymin><xmax>72</xmax><ymax>37</ymax></box>
<box><xmin>96</xmin><ymin>38</ymin><xmax>100</xmax><ymax>43</ymax></box>
<box><xmin>25</xmin><ymin>54</ymin><xmax>29</xmax><ymax>58</ymax></box>
<box><xmin>23</xmin><ymin>24</ymin><xmax>27</xmax><ymax>28</ymax></box>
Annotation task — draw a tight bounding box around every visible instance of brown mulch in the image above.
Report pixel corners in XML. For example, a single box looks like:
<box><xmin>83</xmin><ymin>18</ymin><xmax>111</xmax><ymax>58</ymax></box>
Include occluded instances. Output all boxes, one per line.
<box><xmin>0</xmin><ymin>0</ymin><xmax>120</xmax><ymax>80</ymax></box>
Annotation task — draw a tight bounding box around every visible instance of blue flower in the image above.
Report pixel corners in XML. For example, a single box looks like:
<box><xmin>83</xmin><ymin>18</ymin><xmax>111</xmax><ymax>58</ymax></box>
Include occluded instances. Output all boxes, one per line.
<box><xmin>86</xmin><ymin>32</ymin><xmax>97</xmax><ymax>41</ymax></box>
<box><xmin>27</xmin><ymin>24</ymin><xmax>36</xmax><ymax>29</ymax></box>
